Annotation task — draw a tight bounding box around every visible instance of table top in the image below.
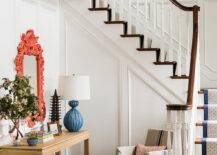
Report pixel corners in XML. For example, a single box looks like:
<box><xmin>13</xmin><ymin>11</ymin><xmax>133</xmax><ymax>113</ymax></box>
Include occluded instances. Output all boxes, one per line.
<box><xmin>0</xmin><ymin>130</ymin><xmax>90</xmax><ymax>151</ymax></box>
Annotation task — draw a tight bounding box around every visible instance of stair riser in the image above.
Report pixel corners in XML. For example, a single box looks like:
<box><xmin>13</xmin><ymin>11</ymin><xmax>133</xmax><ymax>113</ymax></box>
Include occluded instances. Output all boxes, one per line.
<box><xmin>195</xmin><ymin>144</ymin><xmax>202</xmax><ymax>155</ymax></box>
<box><xmin>196</xmin><ymin>127</ymin><xmax>203</xmax><ymax>139</ymax></box>
<box><xmin>197</xmin><ymin>110</ymin><xmax>204</xmax><ymax>122</ymax></box>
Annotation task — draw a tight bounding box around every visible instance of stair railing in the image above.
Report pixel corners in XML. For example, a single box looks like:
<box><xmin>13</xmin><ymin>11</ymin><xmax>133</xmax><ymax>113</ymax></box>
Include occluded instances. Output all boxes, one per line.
<box><xmin>165</xmin><ymin>1</ymin><xmax>200</xmax><ymax>155</ymax></box>
<box><xmin>90</xmin><ymin>0</ymin><xmax>200</xmax><ymax>154</ymax></box>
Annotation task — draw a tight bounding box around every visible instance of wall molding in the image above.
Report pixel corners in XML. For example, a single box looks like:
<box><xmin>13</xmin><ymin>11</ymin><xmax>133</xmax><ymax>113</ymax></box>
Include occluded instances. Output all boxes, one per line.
<box><xmin>202</xmin><ymin>2</ymin><xmax>217</xmax><ymax>73</ymax></box>
<box><xmin>200</xmin><ymin>0</ymin><xmax>217</xmax><ymax>87</ymax></box>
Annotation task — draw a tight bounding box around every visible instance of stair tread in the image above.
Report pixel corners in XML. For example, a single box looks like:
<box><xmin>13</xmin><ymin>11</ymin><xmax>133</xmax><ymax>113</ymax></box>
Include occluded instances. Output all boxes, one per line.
<box><xmin>154</xmin><ymin>61</ymin><xmax>177</xmax><ymax>65</ymax></box>
<box><xmin>104</xmin><ymin>21</ymin><xmax>126</xmax><ymax>24</ymax></box>
<box><xmin>170</xmin><ymin>75</ymin><xmax>189</xmax><ymax>79</ymax></box>
<box><xmin>195</xmin><ymin>138</ymin><xmax>203</xmax><ymax>144</ymax></box>
<box><xmin>88</xmin><ymin>7</ymin><xmax>109</xmax><ymax>11</ymax></box>
<box><xmin>195</xmin><ymin>138</ymin><xmax>217</xmax><ymax>144</ymax></box>
<box><xmin>120</xmin><ymin>34</ymin><xmax>143</xmax><ymax>37</ymax></box>
<box><xmin>197</xmin><ymin>105</ymin><xmax>205</xmax><ymax>109</ymax></box>
<box><xmin>198</xmin><ymin>90</ymin><xmax>204</xmax><ymax>94</ymax></box>
<box><xmin>196</xmin><ymin>120</ymin><xmax>217</xmax><ymax>126</ymax></box>
<box><xmin>137</xmin><ymin>48</ymin><xmax>160</xmax><ymax>51</ymax></box>
<box><xmin>197</xmin><ymin>104</ymin><xmax>217</xmax><ymax>110</ymax></box>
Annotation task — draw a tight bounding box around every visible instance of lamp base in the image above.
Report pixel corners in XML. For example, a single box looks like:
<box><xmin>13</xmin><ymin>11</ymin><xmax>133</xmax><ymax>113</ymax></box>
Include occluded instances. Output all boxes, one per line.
<box><xmin>63</xmin><ymin>100</ymin><xmax>83</xmax><ymax>132</ymax></box>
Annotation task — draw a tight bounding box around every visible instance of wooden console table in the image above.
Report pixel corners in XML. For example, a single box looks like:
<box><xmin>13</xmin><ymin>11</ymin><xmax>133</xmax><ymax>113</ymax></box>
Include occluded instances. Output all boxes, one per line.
<box><xmin>0</xmin><ymin>130</ymin><xmax>90</xmax><ymax>155</ymax></box>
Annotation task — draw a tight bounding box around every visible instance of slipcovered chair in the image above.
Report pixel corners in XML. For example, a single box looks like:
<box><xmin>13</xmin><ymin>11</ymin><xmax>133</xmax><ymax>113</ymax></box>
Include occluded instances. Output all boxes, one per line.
<box><xmin>116</xmin><ymin>129</ymin><xmax>172</xmax><ymax>155</ymax></box>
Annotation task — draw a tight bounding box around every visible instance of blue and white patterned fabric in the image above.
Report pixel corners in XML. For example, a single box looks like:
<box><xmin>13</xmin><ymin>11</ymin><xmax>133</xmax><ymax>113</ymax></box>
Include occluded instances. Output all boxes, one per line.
<box><xmin>202</xmin><ymin>89</ymin><xmax>217</xmax><ymax>155</ymax></box>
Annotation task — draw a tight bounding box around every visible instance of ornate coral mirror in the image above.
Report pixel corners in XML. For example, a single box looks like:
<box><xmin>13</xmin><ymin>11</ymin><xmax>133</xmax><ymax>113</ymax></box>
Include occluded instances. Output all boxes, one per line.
<box><xmin>15</xmin><ymin>30</ymin><xmax>46</xmax><ymax>120</ymax></box>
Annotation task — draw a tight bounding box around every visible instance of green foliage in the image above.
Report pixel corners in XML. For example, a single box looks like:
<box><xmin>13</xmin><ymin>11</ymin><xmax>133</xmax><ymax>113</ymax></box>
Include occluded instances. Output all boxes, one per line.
<box><xmin>27</xmin><ymin>131</ymin><xmax>38</xmax><ymax>139</ymax></box>
<box><xmin>0</xmin><ymin>75</ymin><xmax>38</xmax><ymax>121</ymax></box>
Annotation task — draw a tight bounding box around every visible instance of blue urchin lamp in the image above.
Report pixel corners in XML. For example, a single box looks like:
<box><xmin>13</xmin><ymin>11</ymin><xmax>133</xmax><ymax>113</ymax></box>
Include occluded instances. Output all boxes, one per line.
<box><xmin>58</xmin><ymin>75</ymin><xmax>90</xmax><ymax>132</ymax></box>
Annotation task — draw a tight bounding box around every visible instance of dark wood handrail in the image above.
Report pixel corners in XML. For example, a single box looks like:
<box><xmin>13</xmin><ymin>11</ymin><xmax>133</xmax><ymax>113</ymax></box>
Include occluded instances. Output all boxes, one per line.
<box><xmin>167</xmin><ymin>1</ymin><xmax>200</xmax><ymax>111</ymax></box>
<box><xmin>169</xmin><ymin>0</ymin><xmax>200</xmax><ymax>11</ymax></box>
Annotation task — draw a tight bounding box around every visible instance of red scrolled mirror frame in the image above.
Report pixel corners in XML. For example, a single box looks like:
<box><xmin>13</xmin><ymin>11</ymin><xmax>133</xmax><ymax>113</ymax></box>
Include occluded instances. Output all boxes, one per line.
<box><xmin>15</xmin><ymin>29</ymin><xmax>46</xmax><ymax>121</ymax></box>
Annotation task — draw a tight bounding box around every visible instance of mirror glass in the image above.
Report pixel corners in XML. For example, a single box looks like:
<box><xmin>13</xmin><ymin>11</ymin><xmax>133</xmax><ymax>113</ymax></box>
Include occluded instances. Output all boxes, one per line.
<box><xmin>23</xmin><ymin>56</ymin><xmax>37</xmax><ymax>95</ymax></box>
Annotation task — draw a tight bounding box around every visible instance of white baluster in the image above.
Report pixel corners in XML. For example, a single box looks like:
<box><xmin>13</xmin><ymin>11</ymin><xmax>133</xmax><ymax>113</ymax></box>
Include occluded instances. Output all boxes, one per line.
<box><xmin>96</xmin><ymin>0</ymin><xmax>99</xmax><ymax>8</ymax></box>
<box><xmin>176</xmin><ymin>111</ymin><xmax>183</xmax><ymax>155</ymax></box>
<box><xmin>166</xmin><ymin>110</ymin><xmax>172</xmax><ymax>154</ymax></box>
<box><xmin>112</xmin><ymin>0</ymin><xmax>116</xmax><ymax>20</ymax></box>
<box><xmin>181</xmin><ymin>111</ymin><xmax>189</xmax><ymax>155</ymax></box>
<box><xmin>153</xmin><ymin>0</ymin><xmax>157</xmax><ymax>31</ymax></box>
<box><xmin>171</xmin><ymin>111</ymin><xmax>177</xmax><ymax>155</ymax></box>
<box><xmin>136</xmin><ymin>0</ymin><xmax>140</xmax><ymax>34</ymax></box>
<box><xmin>186</xmin><ymin>13</ymin><xmax>191</xmax><ymax>75</ymax></box>
<box><xmin>177</xmin><ymin>9</ymin><xmax>182</xmax><ymax>76</ymax></box>
<box><xmin>168</xmin><ymin>1</ymin><xmax>173</xmax><ymax>62</ymax></box>
<box><xmin>160</xmin><ymin>0</ymin><xmax>165</xmax><ymax>62</ymax></box>
<box><xmin>128</xmin><ymin>0</ymin><xmax>132</xmax><ymax>33</ymax></box>
<box><xmin>119</xmin><ymin>0</ymin><xmax>124</xmax><ymax>21</ymax></box>
<box><xmin>143</xmin><ymin>0</ymin><xmax>148</xmax><ymax>47</ymax></box>
<box><xmin>115</xmin><ymin>1</ymin><xmax>120</xmax><ymax>20</ymax></box>
<box><xmin>99</xmin><ymin>0</ymin><xmax>103</xmax><ymax>7</ymax></box>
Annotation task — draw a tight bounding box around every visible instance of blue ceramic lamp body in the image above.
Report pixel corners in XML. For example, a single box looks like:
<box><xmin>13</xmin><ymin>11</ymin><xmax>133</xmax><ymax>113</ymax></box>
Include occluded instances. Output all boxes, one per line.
<box><xmin>64</xmin><ymin>100</ymin><xmax>83</xmax><ymax>132</ymax></box>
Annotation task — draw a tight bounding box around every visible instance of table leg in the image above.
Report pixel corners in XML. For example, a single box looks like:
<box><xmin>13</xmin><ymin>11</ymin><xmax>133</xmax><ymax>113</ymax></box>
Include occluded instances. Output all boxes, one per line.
<box><xmin>55</xmin><ymin>151</ymin><xmax>61</xmax><ymax>155</ymax></box>
<box><xmin>84</xmin><ymin>138</ymin><xmax>90</xmax><ymax>155</ymax></box>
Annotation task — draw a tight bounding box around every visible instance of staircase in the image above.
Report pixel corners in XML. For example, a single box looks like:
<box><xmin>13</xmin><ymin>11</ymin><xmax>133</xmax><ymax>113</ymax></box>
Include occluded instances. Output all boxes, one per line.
<box><xmin>87</xmin><ymin>0</ymin><xmax>200</xmax><ymax>154</ymax></box>
<box><xmin>63</xmin><ymin>0</ymin><xmax>201</xmax><ymax>154</ymax></box>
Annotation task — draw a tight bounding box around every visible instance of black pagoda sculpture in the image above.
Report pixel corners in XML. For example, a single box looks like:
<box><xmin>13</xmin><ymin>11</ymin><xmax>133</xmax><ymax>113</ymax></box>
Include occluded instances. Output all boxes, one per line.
<box><xmin>50</xmin><ymin>89</ymin><xmax>61</xmax><ymax>123</ymax></box>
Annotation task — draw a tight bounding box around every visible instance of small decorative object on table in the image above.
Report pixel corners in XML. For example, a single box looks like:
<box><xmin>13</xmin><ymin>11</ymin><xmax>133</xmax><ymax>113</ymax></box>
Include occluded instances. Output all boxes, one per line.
<box><xmin>0</xmin><ymin>75</ymin><xmax>42</xmax><ymax>145</ymax></box>
<box><xmin>37</xmin><ymin>131</ymin><xmax>54</xmax><ymax>143</ymax></box>
<box><xmin>27</xmin><ymin>131</ymin><xmax>38</xmax><ymax>146</ymax></box>
<box><xmin>48</xmin><ymin>90</ymin><xmax>62</xmax><ymax>135</ymax></box>
<box><xmin>58</xmin><ymin>75</ymin><xmax>90</xmax><ymax>132</ymax></box>
<box><xmin>50</xmin><ymin>89</ymin><xmax>61</xmax><ymax>122</ymax></box>
<box><xmin>47</xmin><ymin>122</ymin><xmax>62</xmax><ymax>136</ymax></box>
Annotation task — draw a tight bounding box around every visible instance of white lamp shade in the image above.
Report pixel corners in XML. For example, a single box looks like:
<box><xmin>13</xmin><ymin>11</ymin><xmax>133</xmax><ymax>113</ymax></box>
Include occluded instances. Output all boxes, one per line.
<box><xmin>58</xmin><ymin>75</ymin><xmax>90</xmax><ymax>100</ymax></box>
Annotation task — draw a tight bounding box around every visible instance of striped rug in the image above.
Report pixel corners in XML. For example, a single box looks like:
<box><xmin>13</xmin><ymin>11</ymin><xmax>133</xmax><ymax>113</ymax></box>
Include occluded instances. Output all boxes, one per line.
<box><xmin>201</xmin><ymin>89</ymin><xmax>217</xmax><ymax>155</ymax></box>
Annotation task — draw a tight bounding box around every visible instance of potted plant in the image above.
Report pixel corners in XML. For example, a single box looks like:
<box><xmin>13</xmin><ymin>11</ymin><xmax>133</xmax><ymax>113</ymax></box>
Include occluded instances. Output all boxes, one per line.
<box><xmin>27</xmin><ymin>131</ymin><xmax>38</xmax><ymax>146</ymax></box>
<box><xmin>0</xmin><ymin>75</ymin><xmax>42</xmax><ymax>144</ymax></box>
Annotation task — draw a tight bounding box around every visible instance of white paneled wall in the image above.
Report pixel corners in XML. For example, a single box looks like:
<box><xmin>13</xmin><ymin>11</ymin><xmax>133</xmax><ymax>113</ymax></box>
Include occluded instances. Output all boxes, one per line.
<box><xmin>60</xmin><ymin>19</ymin><xmax>120</xmax><ymax>155</ymax></box>
<box><xmin>60</xmin><ymin>13</ymin><xmax>169</xmax><ymax>155</ymax></box>
<box><xmin>0</xmin><ymin>0</ymin><xmax>60</xmax><ymax>119</ymax></box>
<box><xmin>130</xmin><ymin>73</ymin><xmax>167</xmax><ymax>145</ymax></box>
<box><xmin>200</xmin><ymin>0</ymin><xmax>217</xmax><ymax>88</ymax></box>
